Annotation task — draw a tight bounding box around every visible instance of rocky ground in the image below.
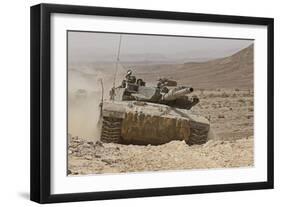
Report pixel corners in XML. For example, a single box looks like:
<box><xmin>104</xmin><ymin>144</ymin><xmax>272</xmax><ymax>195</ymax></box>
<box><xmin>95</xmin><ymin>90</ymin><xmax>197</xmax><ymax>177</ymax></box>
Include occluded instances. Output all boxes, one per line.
<box><xmin>68</xmin><ymin>89</ymin><xmax>254</xmax><ymax>175</ymax></box>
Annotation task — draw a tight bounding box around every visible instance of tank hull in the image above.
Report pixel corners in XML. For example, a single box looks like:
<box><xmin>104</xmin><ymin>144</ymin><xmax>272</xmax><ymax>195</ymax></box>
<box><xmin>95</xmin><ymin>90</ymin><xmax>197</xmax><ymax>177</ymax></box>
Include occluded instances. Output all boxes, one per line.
<box><xmin>101</xmin><ymin>101</ymin><xmax>210</xmax><ymax>145</ymax></box>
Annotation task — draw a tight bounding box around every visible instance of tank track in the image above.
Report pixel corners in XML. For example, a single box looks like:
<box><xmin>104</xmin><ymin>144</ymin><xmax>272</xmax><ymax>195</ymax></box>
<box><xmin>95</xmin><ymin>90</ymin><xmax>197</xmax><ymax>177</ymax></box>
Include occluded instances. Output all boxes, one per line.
<box><xmin>100</xmin><ymin>117</ymin><xmax>122</xmax><ymax>143</ymax></box>
<box><xmin>186</xmin><ymin>121</ymin><xmax>209</xmax><ymax>145</ymax></box>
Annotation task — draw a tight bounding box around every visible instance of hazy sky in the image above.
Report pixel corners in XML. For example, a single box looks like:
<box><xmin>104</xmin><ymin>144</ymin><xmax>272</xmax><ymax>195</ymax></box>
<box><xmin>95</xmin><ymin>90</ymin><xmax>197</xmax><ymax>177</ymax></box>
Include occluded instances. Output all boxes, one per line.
<box><xmin>68</xmin><ymin>31</ymin><xmax>253</xmax><ymax>64</ymax></box>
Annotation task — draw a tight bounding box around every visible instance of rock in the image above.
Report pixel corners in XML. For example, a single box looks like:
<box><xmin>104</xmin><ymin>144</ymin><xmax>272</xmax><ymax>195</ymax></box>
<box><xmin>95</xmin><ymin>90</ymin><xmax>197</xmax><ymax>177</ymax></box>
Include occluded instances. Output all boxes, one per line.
<box><xmin>221</xmin><ymin>92</ymin><xmax>229</xmax><ymax>98</ymax></box>
<box><xmin>85</xmin><ymin>155</ymin><xmax>92</xmax><ymax>160</ymax></box>
<box><xmin>95</xmin><ymin>140</ymin><xmax>104</xmax><ymax>147</ymax></box>
<box><xmin>218</xmin><ymin>114</ymin><xmax>225</xmax><ymax>118</ymax></box>
<box><xmin>246</xmin><ymin>114</ymin><xmax>253</xmax><ymax>119</ymax></box>
<box><xmin>82</xmin><ymin>143</ymin><xmax>91</xmax><ymax>148</ymax></box>
<box><xmin>101</xmin><ymin>159</ymin><xmax>112</xmax><ymax>165</ymax></box>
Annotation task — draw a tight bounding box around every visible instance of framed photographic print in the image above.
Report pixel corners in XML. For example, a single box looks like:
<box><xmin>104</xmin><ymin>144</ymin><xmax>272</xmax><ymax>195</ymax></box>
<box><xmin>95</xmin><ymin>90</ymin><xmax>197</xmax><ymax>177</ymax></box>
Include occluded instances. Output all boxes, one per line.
<box><xmin>30</xmin><ymin>3</ymin><xmax>274</xmax><ymax>203</ymax></box>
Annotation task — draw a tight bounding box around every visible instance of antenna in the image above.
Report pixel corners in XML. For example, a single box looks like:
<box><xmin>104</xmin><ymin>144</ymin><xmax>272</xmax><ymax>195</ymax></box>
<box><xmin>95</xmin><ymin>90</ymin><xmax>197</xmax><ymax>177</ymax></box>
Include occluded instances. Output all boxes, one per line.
<box><xmin>99</xmin><ymin>78</ymin><xmax>104</xmax><ymax>103</ymax></box>
<box><xmin>113</xmin><ymin>35</ymin><xmax>122</xmax><ymax>88</ymax></box>
<box><xmin>98</xmin><ymin>78</ymin><xmax>104</xmax><ymax>120</ymax></box>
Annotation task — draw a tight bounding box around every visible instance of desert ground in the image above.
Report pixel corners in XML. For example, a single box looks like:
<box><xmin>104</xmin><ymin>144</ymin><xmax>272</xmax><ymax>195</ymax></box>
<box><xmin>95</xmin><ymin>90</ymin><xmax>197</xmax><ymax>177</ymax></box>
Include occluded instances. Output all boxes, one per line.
<box><xmin>67</xmin><ymin>44</ymin><xmax>254</xmax><ymax>175</ymax></box>
<box><xmin>67</xmin><ymin>88</ymin><xmax>254</xmax><ymax>175</ymax></box>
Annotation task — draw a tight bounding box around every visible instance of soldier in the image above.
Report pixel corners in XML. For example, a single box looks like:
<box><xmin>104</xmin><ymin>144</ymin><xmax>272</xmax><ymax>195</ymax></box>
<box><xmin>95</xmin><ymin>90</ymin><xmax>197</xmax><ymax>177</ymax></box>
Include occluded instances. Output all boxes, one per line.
<box><xmin>125</xmin><ymin>69</ymin><xmax>136</xmax><ymax>84</ymax></box>
<box><xmin>125</xmin><ymin>69</ymin><xmax>132</xmax><ymax>81</ymax></box>
<box><xmin>157</xmin><ymin>78</ymin><xmax>169</xmax><ymax>93</ymax></box>
<box><xmin>118</xmin><ymin>70</ymin><xmax>135</xmax><ymax>88</ymax></box>
<box><xmin>109</xmin><ymin>87</ymin><xmax>115</xmax><ymax>100</ymax></box>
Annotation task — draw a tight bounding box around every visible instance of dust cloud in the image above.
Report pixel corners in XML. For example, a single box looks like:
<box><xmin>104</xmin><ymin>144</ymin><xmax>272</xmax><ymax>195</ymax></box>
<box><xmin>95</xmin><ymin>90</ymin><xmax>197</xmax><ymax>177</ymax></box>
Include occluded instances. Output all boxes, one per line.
<box><xmin>68</xmin><ymin>94</ymin><xmax>101</xmax><ymax>142</ymax></box>
<box><xmin>67</xmin><ymin>64</ymin><xmax>121</xmax><ymax>142</ymax></box>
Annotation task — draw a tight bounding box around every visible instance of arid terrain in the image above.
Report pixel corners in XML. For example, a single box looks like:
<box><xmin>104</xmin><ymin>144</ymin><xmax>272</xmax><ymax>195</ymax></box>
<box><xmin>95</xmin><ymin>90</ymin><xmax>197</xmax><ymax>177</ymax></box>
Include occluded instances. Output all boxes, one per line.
<box><xmin>67</xmin><ymin>44</ymin><xmax>254</xmax><ymax>175</ymax></box>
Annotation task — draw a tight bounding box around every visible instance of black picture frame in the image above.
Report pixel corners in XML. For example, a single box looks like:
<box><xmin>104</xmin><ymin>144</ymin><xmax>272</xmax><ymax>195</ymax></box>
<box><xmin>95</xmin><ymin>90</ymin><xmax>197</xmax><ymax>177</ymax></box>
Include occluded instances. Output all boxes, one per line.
<box><xmin>30</xmin><ymin>3</ymin><xmax>274</xmax><ymax>204</ymax></box>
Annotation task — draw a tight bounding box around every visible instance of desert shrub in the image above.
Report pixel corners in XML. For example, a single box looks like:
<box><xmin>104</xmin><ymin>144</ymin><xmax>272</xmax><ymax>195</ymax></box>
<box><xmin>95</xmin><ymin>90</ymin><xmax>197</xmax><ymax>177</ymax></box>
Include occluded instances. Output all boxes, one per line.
<box><xmin>238</xmin><ymin>98</ymin><xmax>246</xmax><ymax>103</ymax></box>
<box><xmin>221</xmin><ymin>92</ymin><xmax>229</xmax><ymax>98</ymax></box>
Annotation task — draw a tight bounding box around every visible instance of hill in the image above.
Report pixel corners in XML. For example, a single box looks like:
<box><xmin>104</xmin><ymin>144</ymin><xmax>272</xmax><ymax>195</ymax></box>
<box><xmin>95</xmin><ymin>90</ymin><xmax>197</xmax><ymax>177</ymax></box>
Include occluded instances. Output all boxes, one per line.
<box><xmin>128</xmin><ymin>44</ymin><xmax>253</xmax><ymax>89</ymax></box>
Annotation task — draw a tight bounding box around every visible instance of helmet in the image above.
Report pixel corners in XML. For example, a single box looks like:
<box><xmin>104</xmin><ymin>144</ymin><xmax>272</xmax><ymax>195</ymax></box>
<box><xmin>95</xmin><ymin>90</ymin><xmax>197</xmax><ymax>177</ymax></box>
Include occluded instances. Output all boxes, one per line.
<box><xmin>127</xmin><ymin>70</ymin><xmax>132</xmax><ymax>76</ymax></box>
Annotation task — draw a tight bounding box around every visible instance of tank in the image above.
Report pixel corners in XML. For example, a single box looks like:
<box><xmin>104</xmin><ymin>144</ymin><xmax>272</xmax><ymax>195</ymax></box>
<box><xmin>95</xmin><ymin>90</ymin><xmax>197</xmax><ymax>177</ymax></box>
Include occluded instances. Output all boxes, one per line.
<box><xmin>99</xmin><ymin>70</ymin><xmax>210</xmax><ymax>145</ymax></box>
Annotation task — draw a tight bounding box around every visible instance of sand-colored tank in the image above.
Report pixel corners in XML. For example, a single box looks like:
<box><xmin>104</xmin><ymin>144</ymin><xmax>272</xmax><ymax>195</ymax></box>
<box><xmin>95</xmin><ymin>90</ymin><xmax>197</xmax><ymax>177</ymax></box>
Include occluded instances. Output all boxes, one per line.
<box><xmin>100</xmin><ymin>71</ymin><xmax>210</xmax><ymax>145</ymax></box>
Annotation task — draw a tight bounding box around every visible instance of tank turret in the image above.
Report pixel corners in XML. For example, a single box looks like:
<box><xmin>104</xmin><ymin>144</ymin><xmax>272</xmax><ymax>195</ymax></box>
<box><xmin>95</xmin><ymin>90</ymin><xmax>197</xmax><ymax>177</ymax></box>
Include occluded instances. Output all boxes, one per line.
<box><xmin>110</xmin><ymin>71</ymin><xmax>199</xmax><ymax>110</ymax></box>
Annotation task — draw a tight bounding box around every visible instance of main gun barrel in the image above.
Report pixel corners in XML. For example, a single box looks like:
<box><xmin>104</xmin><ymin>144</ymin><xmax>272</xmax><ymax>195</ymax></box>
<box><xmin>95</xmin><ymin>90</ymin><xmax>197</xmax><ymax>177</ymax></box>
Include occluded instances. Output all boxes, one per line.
<box><xmin>162</xmin><ymin>87</ymin><xmax>193</xmax><ymax>101</ymax></box>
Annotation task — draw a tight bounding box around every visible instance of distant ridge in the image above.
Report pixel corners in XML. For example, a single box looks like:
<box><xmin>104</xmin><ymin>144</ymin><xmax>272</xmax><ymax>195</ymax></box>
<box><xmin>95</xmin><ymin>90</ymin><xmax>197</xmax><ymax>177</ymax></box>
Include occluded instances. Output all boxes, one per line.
<box><xmin>130</xmin><ymin>44</ymin><xmax>254</xmax><ymax>89</ymax></box>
